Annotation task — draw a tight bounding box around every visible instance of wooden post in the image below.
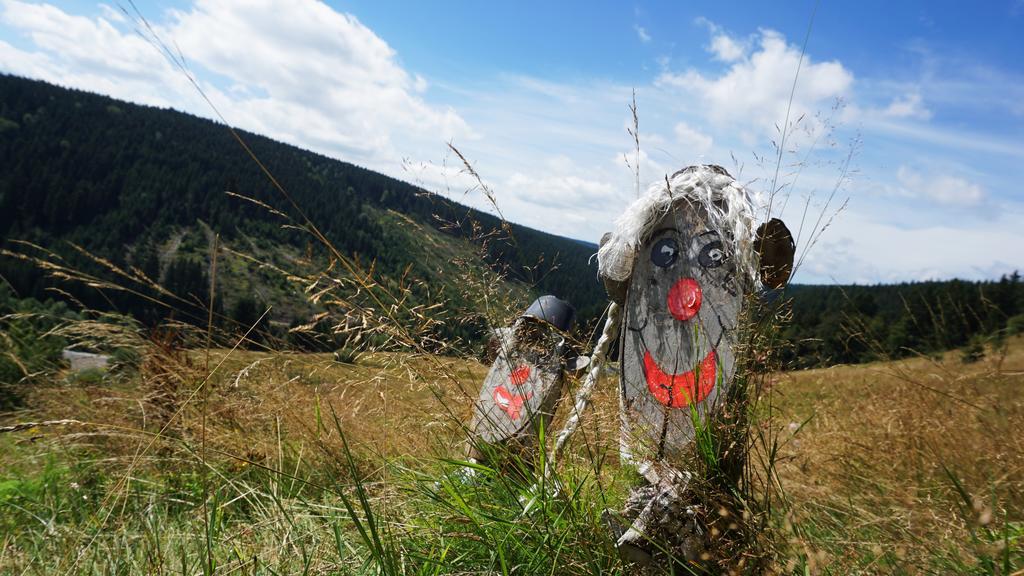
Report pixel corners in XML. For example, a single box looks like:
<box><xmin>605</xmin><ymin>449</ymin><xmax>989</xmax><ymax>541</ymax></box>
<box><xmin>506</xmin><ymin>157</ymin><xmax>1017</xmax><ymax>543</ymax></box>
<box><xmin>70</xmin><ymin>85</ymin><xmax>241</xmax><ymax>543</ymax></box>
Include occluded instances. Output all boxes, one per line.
<box><xmin>617</xmin><ymin>199</ymin><xmax>744</xmax><ymax>464</ymax></box>
<box><xmin>595</xmin><ymin>165</ymin><xmax>794</xmax><ymax>568</ymax></box>
<box><xmin>467</xmin><ymin>296</ymin><xmax>583</xmax><ymax>468</ymax></box>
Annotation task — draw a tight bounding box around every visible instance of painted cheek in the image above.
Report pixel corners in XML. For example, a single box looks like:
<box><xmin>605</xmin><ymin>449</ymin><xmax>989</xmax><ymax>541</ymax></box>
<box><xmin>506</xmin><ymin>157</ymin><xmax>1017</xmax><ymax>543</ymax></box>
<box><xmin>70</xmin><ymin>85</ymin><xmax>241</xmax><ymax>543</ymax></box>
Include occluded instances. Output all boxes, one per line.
<box><xmin>509</xmin><ymin>365</ymin><xmax>530</xmax><ymax>386</ymax></box>
<box><xmin>667</xmin><ymin>277</ymin><xmax>702</xmax><ymax>321</ymax></box>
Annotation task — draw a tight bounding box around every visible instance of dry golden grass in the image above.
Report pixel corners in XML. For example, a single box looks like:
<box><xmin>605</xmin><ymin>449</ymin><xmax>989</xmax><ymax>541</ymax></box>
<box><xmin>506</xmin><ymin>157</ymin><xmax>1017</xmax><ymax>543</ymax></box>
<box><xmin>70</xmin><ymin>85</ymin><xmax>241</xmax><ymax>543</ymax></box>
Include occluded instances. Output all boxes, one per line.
<box><xmin>770</xmin><ymin>336</ymin><xmax>1024</xmax><ymax>572</ymax></box>
<box><xmin>16</xmin><ymin>348</ymin><xmax>490</xmax><ymax>470</ymax></box>
<box><xmin>5</xmin><ymin>332</ymin><xmax>1022</xmax><ymax>574</ymax></box>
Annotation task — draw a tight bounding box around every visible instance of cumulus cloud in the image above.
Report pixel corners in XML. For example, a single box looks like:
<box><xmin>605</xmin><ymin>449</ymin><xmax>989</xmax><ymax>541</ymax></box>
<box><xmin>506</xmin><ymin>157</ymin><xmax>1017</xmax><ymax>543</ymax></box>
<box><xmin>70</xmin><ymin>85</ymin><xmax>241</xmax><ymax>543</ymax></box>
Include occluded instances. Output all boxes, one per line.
<box><xmin>883</xmin><ymin>92</ymin><xmax>932</xmax><ymax>120</ymax></box>
<box><xmin>694</xmin><ymin>17</ymin><xmax>747</xmax><ymax>62</ymax></box>
<box><xmin>0</xmin><ymin>1</ymin><xmax>199</xmax><ymax>109</ymax></box>
<box><xmin>657</xmin><ymin>26</ymin><xmax>853</xmax><ymax>138</ymax></box>
<box><xmin>0</xmin><ymin>0</ymin><xmax>472</xmax><ymax>170</ymax></box>
<box><xmin>895</xmin><ymin>166</ymin><xmax>986</xmax><ymax>207</ymax></box>
<box><xmin>708</xmin><ymin>33</ymin><xmax>746</xmax><ymax>62</ymax></box>
<box><xmin>167</xmin><ymin>0</ymin><xmax>473</xmax><ymax>163</ymax></box>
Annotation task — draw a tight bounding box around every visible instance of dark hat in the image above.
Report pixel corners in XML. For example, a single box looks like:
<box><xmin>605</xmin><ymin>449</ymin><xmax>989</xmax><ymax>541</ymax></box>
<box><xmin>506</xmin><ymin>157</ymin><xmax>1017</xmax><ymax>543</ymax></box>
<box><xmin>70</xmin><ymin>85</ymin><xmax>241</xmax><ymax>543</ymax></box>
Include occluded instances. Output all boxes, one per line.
<box><xmin>522</xmin><ymin>295</ymin><xmax>576</xmax><ymax>333</ymax></box>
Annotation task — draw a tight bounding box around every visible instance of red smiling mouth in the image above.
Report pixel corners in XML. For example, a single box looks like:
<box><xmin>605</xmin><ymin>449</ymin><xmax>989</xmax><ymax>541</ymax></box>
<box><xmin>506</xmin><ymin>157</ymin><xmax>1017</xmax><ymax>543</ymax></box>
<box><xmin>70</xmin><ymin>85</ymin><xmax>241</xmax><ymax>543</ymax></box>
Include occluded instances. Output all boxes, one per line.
<box><xmin>643</xmin><ymin>349</ymin><xmax>717</xmax><ymax>408</ymax></box>
<box><xmin>493</xmin><ymin>385</ymin><xmax>532</xmax><ymax>420</ymax></box>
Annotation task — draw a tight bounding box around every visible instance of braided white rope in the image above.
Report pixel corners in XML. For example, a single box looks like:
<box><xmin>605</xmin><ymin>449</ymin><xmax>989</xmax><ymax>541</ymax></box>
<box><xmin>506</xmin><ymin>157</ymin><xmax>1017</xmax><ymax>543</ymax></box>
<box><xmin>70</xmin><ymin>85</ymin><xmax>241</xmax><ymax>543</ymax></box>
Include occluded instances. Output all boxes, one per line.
<box><xmin>549</xmin><ymin>301</ymin><xmax>621</xmax><ymax>468</ymax></box>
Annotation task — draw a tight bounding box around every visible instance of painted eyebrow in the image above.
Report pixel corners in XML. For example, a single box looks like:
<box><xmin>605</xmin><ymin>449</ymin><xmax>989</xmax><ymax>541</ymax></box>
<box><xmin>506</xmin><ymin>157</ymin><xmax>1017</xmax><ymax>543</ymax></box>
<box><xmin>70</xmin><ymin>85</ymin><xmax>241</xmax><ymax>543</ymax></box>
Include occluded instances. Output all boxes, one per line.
<box><xmin>648</xmin><ymin>228</ymin><xmax>720</xmax><ymax>240</ymax></box>
<box><xmin>649</xmin><ymin>227</ymin><xmax>680</xmax><ymax>238</ymax></box>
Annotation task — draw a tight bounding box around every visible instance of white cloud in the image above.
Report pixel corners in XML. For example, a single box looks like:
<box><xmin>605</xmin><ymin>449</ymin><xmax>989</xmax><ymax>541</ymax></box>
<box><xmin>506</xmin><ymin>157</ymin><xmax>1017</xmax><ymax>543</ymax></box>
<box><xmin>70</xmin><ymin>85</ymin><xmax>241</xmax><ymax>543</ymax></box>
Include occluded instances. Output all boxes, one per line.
<box><xmin>614</xmin><ymin>147</ymin><xmax>672</xmax><ymax>192</ymax></box>
<box><xmin>402</xmin><ymin>158</ymin><xmax>480</xmax><ymax>197</ymax></box>
<box><xmin>882</xmin><ymin>92</ymin><xmax>932</xmax><ymax>120</ymax></box>
<box><xmin>506</xmin><ymin>173</ymin><xmax>618</xmax><ymax>210</ymax></box>
<box><xmin>797</xmin><ymin>207</ymin><xmax>1024</xmax><ymax>283</ymax></box>
<box><xmin>673</xmin><ymin>122</ymin><xmax>713</xmax><ymax>153</ymax></box>
<box><xmin>863</xmin><ymin>115</ymin><xmax>1024</xmax><ymax>159</ymax></box>
<box><xmin>0</xmin><ymin>37</ymin><xmax>50</xmax><ymax>76</ymax></box>
<box><xmin>0</xmin><ymin>1</ymin><xmax>198</xmax><ymax>109</ymax></box>
<box><xmin>98</xmin><ymin>4</ymin><xmax>126</xmax><ymax>24</ymax></box>
<box><xmin>413</xmin><ymin>74</ymin><xmax>429</xmax><ymax>93</ymax></box>
<box><xmin>708</xmin><ymin>33</ymin><xmax>746</xmax><ymax>62</ymax></box>
<box><xmin>895</xmin><ymin>166</ymin><xmax>986</xmax><ymax>207</ymax></box>
<box><xmin>0</xmin><ymin>0</ymin><xmax>473</xmax><ymax>171</ymax></box>
<box><xmin>165</xmin><ymin>0</ymin><xmax>473</xmax><ymax>165</ymax></box>
<box><xmin>694</xmin><ymin>17</ymin><xmax>747</xmax><ymax>62</ymax></box>
<box><xmin>657</xmin><ymin>28</ymin><xmax>853</xmax><ymax>139</ymax></box>
<box><xmin>634</xmin><ymin>24</ymin><xmax>651</xmax><ymax>43</ymax></box>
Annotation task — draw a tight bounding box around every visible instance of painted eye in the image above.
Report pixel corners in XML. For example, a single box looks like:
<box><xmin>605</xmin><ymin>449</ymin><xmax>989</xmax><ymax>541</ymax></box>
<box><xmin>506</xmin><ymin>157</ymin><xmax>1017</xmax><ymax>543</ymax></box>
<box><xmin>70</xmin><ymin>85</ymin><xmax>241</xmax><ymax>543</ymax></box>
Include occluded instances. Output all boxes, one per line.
<box><xmin>698</xmin><ymin>241</ymin><xmax>727</xmax><ymax>268</ymax></box>
<box><xmin>650</xmin><ymin>238</ymin><xmax>679</xmax><ymax>268</ymax></box>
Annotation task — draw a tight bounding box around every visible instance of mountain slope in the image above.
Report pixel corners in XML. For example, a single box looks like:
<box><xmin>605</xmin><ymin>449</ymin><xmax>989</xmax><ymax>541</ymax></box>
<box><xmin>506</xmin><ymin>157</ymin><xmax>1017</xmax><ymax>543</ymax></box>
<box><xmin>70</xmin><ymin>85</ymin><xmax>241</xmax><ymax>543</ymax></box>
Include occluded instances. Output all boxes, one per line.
<box><xmin>3</xmin><ymin>74</ymin><xmax>1020</xmax><ymax>364</ymax></box>
<box><xmin>0</xmin><ymin>74</ymin><xmax>607</xmax><ymax>344</ymax></box>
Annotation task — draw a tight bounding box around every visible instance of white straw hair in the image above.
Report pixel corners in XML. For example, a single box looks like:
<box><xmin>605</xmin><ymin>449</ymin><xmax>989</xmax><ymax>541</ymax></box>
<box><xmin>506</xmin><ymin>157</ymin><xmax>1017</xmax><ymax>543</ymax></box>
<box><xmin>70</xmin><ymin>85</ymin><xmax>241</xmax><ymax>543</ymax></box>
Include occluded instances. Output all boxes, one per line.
<box><xmin>597</xmin><ymin>165</ymin><xmax>760</xmax><ymax>289</ymax></box>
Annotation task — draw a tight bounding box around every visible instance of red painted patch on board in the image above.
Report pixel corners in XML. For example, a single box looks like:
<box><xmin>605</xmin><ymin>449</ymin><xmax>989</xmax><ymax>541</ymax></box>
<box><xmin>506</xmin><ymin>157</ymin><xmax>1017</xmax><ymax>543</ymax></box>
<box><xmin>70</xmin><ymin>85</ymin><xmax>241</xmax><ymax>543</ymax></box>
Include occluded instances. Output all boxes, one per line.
<box><xmin>667</xmin><ymin>277</ymin><xmax>702</xmax><ymax>321</ymax></box>
<box><xmin>509</xmin><ymin>365</ymin><xmax>531</xmax><ymax>386</ymax></box>
<box><xmin>493</xmin><ymin>385</ymin><xmax>533</xmax><ymax>420</ymax></box>
<box><xmin>643</xmin><ymin>349</ymin><xmax>717</xmax><ymax>408</ymax></box>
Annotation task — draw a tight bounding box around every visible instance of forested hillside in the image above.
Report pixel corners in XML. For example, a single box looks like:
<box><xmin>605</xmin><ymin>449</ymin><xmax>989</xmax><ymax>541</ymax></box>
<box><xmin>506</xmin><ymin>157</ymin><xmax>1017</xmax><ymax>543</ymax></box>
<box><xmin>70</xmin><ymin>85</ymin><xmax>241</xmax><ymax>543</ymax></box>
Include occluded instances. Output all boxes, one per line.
<box><xmin>0</xmin><ymin>74</ymin><xmax>606</xmax><ymax>346</ymax></box>
<box><xmin>1</xmin><ymin>73</ymin><xmax>1020</xmax><ymax>367</ymax></box>
<box><xmin>780</xmin><ymin>277</ymin><xmax>1024</xmax><ymax>367</ymax></box>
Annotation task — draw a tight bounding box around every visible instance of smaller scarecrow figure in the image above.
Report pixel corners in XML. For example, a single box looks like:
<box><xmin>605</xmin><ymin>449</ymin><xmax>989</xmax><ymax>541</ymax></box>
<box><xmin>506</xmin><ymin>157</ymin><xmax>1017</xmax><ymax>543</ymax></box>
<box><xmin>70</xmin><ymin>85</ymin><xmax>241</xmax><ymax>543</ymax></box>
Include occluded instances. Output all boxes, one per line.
<box><xmin>467</xmin><ymin>295</ymin><xmax>587</xmax><ymax>469</ymax></box>
<box><xmin>581</xmin><ymin>165</ymin><xmax>794</xmax><ymax>568</ymax></box>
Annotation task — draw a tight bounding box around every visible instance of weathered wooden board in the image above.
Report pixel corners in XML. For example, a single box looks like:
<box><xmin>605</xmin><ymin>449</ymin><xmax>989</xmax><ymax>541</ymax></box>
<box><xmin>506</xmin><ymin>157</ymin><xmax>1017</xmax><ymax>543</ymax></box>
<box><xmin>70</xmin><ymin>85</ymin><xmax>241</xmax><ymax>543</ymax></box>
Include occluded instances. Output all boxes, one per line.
<box><xmin>593</xmin><ymin>165</ymin><xmax>796</xmax><ymax>566</ymax></box>
<box><xmin>468</xmin><ymin>296</ymin><xmax>577</xmax><ymax>457</ymax></box>
<box><xmin>617</xmin><ymin>201</ymin><xmax>744</xmax><ymax>464</ymax></box>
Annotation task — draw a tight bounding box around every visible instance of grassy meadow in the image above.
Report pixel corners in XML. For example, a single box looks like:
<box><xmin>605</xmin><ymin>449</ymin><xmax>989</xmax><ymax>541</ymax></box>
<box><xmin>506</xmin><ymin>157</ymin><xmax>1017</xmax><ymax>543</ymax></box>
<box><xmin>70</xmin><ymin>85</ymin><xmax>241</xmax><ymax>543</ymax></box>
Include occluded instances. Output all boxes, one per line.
<box><xmin>1</xmin><ymin>327</ymin><xmax>1022</xmax><ymax>574</ymax></box>
<box><xmin>2</xmin><ymin>41</ymin><xmax>1022</xmax><ymax>576</ymax></box>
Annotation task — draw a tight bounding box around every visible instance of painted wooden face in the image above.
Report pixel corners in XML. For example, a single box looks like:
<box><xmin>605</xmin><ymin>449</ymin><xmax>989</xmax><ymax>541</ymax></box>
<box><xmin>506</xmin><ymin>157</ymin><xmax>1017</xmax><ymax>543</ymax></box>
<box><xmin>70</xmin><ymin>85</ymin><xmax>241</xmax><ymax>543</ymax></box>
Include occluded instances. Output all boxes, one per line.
<box><xmin>471</xmin><ymin>318</ymin><xmax>566</xmax><ymax>444</ymax></box>
<box><xmin>620</xmin><ymin>201</ymin><xmax>744</xmax><ymax>461</ymax></box>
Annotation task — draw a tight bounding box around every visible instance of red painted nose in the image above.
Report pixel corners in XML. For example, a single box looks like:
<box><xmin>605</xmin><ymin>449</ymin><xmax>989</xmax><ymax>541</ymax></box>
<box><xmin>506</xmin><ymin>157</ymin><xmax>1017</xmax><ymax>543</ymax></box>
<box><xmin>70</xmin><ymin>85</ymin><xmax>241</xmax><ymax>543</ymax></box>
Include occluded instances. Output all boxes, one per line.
<box><xmin>667</xmin><ymin>278</ymin><xmax>702</xmax><ymax>321</ymax></box>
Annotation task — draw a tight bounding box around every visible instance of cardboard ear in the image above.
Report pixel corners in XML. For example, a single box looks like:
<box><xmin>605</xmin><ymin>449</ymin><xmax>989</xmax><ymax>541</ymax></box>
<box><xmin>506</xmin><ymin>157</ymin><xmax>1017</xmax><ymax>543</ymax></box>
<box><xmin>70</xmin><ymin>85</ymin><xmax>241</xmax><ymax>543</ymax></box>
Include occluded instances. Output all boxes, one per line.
<box><xmin>599</xmin><ymin>232</ymin><xmax>629</xmax><ymax>304</ymax></box>
<box><xmin>755</xmin><ymin>218</ymin><xmax>795</xmax><ymax>289</ymax></box>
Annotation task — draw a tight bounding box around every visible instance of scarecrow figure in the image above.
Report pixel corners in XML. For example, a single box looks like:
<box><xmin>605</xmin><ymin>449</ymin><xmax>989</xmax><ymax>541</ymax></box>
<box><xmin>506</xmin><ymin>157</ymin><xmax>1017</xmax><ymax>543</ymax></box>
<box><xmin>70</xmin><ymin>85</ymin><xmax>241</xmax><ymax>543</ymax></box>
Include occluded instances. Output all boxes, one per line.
<box><xmin>468</xmin><ymin>295</ymin><xmax>587</xmax><ymax>468</ymax></box>
<box><xmin>552</xmin><ymin>165</ymin><xmax>794</xmax><ymax>567</ymax></box>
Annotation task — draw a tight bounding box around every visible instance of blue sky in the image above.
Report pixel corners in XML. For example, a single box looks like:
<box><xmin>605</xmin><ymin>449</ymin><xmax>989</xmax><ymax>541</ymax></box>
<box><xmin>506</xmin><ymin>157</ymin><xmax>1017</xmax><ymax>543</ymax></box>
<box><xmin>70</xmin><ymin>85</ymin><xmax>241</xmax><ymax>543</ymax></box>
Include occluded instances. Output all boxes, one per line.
<box><xmin>1</xmin><ymin>0</ymin><xmax>1022</xmax><ymax>284</ymax></box>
